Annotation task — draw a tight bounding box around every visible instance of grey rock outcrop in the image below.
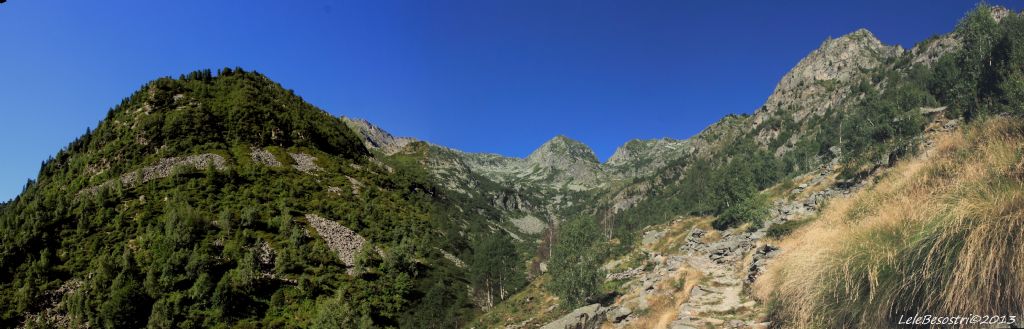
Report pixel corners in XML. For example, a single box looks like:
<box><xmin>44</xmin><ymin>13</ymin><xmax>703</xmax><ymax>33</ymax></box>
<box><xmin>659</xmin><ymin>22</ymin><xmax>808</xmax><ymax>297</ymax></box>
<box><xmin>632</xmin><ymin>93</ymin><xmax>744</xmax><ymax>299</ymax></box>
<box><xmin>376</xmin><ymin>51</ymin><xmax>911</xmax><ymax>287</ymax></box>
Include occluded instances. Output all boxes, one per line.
<box><xmin>606</xmin><ymin>267</ymin><xmax>644</xmax><ymax>282</ymax></box>
<box><xmin>746</xmin><ymin>244</ymin><xmax>780</xmax><ymax>284</ymax></box>
<box><xmin>437</xmin><ymin>248</ymin><xmax>466</xmax><ymax>268</ymax></box>
<box><xmin>910</xmin><ymin>34</ymin><xmax>962</xmax><ymax>66</ymax></box>
<box><xmin>540</xmin><ymin>303</ymin><xmax>608</xmax><ymax>329</ymax></box>
<box><xmin>342</xmin><ymin>116</ymin><xmax>416</xmax><ymax>155</ymax></box>
<box><xmin>754</xmin><ymin>29</ymin><xmax>903</xmax><ymax>125</ymax></box>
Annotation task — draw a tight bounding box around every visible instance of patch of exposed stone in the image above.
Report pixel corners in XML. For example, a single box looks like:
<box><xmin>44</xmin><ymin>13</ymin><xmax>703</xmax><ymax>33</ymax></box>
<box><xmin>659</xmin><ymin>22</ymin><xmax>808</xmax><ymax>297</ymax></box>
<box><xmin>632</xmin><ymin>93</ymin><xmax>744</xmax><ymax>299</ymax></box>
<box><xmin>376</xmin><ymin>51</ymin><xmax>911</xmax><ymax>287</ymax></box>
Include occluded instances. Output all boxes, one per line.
<box><xmin>641</xmin><ymin>229</ymin><xmax>666</xmax><ymax>246</ymax></box>
<box><xmin>540</xmin><ymin>303</ymin><xmax>608</xmax><ymax>329</ymax></box>
<box><xmin>19</xmin><ymin>279</ymin><xmax>84</xmax><ymax>329</ymax></box>
<box><xmin>606</xmin><ymin>266</ymin><xmax>644</xmax><ymax>282</ymax></box>
<box><xmin>437</xmin><ymin>248</ymin><xmax>466</xmax><ymax>268</ymax></box>
<box><xmin>79</xmin><ymin>153</ymin><xmax>227</xmax><ymax>196</ymax></box>
<box><xmin>252</xmin><ymin>240</ymin><xmax>297</xmax><ymax>285</ymax></box>
<box><xmin>250</xmin><ymin>147</ymin><xmax>282</xmax><ymax>167</ymax></box>
<box><xmin>911</xmin><ymin>34</ymin><xmax>963</xmax><ymax>66</ymax></box>
<box><xmin>256</xmin><ymin>240</ymin><xmax>275</xmax><ymax>270</ymax></box>
<box><xmin>289</xmin><ymin>152</ymin><xmax>322</xmax><ymax>174</ymax></box>
<box><xmin>509</xmin><ymin>215</ymin><xmax>547</xmax><ymax>235</ymax></box>
<box><xmin>305</xmin><ymin>214</ymin><xmax>366</xmax><ymax>272</ymax></box>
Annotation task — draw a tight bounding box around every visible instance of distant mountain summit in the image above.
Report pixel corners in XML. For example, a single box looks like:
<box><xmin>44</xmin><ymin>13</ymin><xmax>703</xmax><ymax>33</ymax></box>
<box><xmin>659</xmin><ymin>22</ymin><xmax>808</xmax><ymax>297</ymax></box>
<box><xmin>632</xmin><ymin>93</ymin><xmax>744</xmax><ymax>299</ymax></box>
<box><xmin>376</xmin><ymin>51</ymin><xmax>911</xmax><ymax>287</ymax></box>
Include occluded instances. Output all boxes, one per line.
<box><xmin>527</xmin><ymin>135</ymin><xmax>599</xmax><ymax>165</ymax></box>
<box><xmin>341</xmin><ymin>116</ymin><xmax>415</xmax><ymax>155</ymax></box>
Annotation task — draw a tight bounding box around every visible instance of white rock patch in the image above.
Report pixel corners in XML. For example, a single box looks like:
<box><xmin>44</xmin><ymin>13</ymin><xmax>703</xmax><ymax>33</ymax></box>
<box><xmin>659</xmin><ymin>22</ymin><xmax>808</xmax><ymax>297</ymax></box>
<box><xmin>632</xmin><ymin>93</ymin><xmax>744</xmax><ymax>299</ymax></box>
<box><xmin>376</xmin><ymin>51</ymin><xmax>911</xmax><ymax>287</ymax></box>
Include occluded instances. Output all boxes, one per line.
<box><xmin>305</xmin><ymin>214</ymin><xmax>366</xmax><ymax>270</ymax></box>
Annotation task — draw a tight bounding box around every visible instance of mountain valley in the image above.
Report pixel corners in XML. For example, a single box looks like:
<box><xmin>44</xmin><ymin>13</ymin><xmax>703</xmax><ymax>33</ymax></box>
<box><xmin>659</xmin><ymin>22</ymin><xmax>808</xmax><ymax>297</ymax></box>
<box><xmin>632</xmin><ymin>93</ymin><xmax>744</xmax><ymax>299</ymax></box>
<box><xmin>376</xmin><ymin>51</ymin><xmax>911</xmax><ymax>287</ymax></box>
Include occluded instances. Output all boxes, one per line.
<box><xmin>3</xmin><ymin>5</ymin><xmax>1024</xmax><ymax>329</ymax></box>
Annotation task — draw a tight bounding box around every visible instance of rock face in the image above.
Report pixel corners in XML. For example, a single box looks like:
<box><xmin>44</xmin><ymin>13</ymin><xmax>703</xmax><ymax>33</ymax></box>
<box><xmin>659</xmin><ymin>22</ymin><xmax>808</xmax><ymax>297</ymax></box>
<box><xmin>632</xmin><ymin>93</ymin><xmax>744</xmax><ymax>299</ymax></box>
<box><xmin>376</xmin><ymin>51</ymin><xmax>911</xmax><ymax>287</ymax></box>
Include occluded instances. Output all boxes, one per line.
<box><xmin>910</xmin><ymin>34</ymin><xmax>963</xmax><ymax>66</ymax></box>
<box><xmin>754</xmin><ymin>29</ymin><xmax>903</xmax><ymax>126</ymax></box>
<box><xmin>305</xmin><ymin>214</ymin><xmax>367</xmax><ymax>271</ymax></box>
<box><xmin>540</xmin><ymin>303</ymin><xmax>608</xmax><ymax>329</ymax></box>
<box><xmin>342</xmin><ymin>116</ymin><xmax>416</xmax><ymax>155</ymax></box>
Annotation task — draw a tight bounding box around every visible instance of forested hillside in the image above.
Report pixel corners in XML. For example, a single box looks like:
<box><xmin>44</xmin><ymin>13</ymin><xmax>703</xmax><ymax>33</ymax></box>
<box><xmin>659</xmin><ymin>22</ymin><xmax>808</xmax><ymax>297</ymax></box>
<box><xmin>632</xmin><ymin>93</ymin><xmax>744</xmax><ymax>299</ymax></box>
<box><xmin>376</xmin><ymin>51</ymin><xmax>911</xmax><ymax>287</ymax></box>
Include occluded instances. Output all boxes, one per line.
<box><xmin>3</xmin><ymin>4</ymin><xmax>1024</xmax><ymax>329</ymax></box>
<box><xmin>0</xmin><ymin>69</ymin><xmax>516</xmax><ymax>328</ymax></box>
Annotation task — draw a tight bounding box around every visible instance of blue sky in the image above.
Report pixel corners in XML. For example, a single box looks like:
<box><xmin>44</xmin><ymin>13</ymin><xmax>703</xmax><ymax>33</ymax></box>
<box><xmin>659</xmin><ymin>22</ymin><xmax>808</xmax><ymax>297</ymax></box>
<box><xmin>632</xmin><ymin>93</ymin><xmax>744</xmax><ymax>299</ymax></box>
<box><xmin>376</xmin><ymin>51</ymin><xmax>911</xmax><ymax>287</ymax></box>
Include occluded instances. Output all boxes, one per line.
<box><xmin>0</xmin><ymin>1</ymin><xmax>1016</xmax><ymax>201</ymax></box>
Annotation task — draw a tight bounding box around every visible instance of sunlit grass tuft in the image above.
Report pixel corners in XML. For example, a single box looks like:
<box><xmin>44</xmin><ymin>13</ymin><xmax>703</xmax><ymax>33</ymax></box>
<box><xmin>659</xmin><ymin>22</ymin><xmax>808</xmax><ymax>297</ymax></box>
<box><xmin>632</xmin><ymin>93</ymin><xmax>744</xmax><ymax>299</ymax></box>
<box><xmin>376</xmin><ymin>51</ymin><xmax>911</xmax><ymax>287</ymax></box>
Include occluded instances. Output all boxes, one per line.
<box><xmin>755</xmin><ymin>117</ymin><xmax>1024</xmax><ymax>328</ymax></box>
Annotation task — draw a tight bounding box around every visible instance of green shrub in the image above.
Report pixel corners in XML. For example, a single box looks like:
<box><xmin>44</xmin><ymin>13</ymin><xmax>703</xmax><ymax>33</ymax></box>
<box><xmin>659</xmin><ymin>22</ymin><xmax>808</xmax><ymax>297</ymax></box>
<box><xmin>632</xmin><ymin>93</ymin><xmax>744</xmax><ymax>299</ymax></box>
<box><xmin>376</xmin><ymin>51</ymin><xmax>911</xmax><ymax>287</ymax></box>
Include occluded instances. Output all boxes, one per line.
<box><xmin>712</xmin><ymin>194</ymin><xmax>770</xmax><ymax>230</ymax></box>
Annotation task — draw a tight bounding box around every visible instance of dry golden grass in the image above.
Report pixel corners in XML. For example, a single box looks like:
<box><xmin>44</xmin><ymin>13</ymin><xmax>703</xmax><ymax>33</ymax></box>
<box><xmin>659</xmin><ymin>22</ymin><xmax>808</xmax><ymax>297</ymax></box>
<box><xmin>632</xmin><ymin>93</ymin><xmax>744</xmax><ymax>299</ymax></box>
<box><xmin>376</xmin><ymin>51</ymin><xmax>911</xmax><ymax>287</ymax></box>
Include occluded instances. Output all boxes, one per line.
<box><xmin>755</xmin><ymin>117</ymin><xmax>1024</xmax><ymax>328</ymax></box>
<box><xmin>650</xmin><ymin>216</ymin><xmax>712</xmax><ymax>254</ymax></box>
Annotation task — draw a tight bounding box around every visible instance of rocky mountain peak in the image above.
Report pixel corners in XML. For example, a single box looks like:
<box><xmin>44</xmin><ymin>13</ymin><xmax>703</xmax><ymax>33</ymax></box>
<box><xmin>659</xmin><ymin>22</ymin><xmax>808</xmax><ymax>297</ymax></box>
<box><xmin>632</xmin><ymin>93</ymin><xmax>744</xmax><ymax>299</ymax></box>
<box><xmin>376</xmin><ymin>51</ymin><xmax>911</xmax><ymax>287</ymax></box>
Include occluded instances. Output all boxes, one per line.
<box><xmin>341</xmin><ymin>116</ymin><xmax>416</xmax><ymax>155</ymax></box>
<box><xmin>527</xmin><ymin>135</ymin><xmax>599</xmax><ymax>166</ymax></box>
<box><xmin>752</xmin><ymin>28</ymin><xmax>903</xmax><ymax>125</ymax></box>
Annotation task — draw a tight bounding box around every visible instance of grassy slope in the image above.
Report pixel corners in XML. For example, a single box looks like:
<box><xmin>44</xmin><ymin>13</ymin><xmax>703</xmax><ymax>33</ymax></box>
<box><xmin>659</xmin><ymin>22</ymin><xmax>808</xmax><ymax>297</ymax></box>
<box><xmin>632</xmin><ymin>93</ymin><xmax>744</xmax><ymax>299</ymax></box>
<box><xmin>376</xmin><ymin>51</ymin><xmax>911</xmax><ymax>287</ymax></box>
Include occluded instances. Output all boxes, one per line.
<box><xmin>755</xmin><ymin>117</ymin><xmax>1024</xmax><ymax>328</ymax></box>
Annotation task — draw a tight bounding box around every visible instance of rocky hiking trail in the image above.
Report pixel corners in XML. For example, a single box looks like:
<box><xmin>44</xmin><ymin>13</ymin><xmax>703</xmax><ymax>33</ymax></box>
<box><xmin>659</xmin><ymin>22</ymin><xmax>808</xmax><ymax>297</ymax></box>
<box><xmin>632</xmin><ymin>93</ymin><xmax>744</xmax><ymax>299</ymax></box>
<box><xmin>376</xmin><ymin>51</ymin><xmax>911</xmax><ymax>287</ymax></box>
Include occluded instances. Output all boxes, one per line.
<box><xmin>531</xmin><ymin>115</ymin><xmax>954</xmax><ymax>329</ymax></box>
<box><xmin>539</xmin><ymin>163</ymin><xmax>864</xmax><ymax>329</ymax></box>
<box><xmin>666</xmin><ymin>228</ymin><xmax>769</xmax><ymax>329</ymax></box>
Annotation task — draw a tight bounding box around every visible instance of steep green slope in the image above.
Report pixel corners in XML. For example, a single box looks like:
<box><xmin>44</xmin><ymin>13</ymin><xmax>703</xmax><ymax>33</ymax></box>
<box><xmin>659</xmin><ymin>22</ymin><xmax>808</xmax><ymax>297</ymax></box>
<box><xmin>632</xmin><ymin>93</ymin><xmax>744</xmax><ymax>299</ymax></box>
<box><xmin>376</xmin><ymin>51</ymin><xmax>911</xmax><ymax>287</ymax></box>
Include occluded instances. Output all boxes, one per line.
<box><xmin>0</xmin><ymin>69</ymin><xmax>482</xmax><ymax>328</ymax></box>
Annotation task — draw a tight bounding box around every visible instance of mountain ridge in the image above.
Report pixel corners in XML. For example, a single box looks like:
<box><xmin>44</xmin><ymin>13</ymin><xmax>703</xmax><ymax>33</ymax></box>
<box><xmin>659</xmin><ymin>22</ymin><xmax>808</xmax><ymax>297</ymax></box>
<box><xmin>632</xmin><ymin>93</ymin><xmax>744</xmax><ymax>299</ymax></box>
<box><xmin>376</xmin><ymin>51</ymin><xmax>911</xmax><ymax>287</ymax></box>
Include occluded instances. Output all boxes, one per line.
<box><xmin>6</xmin><ymin>5</ymin><xmax>1024</xmax><ymax>328</ymax></box>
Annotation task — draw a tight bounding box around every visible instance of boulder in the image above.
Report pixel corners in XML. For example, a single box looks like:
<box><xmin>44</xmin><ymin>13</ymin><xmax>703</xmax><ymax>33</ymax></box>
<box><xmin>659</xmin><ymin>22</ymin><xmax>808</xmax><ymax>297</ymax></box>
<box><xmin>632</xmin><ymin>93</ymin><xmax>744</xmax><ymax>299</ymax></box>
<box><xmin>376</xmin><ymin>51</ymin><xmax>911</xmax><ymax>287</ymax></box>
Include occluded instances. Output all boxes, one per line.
<box><xmin>609</xmin><ymin>307</ymin><xmax>632</xmax><ymax>323</ymax></box>
<box><xmin>540</xmin><ymin>303</ymin><xmax>608</xmax><ymax>329</ymax></box>
<box><xmin>746</xmin><ymin>244</ymin><xmax>780</xmax><ymax>284</ymax></box>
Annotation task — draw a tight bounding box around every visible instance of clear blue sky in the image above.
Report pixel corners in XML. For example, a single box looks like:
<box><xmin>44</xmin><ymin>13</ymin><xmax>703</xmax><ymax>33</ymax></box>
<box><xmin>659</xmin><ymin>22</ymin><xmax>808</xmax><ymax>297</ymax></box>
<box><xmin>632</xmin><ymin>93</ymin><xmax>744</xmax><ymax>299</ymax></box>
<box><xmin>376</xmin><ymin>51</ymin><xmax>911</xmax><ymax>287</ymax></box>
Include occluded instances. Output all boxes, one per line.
<box><xmin>0</xmin><ymin>1</ymin><xmax>1016</xmax><ymax>201</ymax></box>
